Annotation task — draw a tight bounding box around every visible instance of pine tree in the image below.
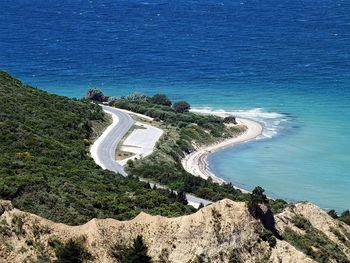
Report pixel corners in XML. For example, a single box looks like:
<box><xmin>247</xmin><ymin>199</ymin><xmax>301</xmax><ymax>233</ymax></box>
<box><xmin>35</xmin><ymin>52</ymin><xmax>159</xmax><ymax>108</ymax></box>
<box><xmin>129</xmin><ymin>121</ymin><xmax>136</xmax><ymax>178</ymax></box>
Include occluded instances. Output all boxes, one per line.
<box><xmin>124</xmin><ymin>235</ymin><xmax>152</xmax><ymax>263</ymax></box>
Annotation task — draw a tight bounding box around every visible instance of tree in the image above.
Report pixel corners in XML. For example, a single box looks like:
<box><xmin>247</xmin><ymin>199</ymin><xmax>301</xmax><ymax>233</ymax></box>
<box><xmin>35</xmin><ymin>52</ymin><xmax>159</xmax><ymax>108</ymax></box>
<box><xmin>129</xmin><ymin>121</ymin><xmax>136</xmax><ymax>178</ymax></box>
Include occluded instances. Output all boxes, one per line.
<box><xmin>85</xmin><ymin>88</ymin><xmax>108</xmax><ymax>102</ymax></box>
<box><xmin>339</xmin><ymin>210</ymin><xmax>350</xmax><ymax>225</ymax></box>
<box><xmin>125</xmin><ymin>92</ymin><xmax>148</xmax><ymax>101</ymax></box>
<box><xmin>176</xmin><ymin>189</ymin><xmax>188</xmax><ymax>205</ymax></box>
<box><xmin>223</xmin><ymin>116</ymin><xmax>237</xmax><ymax>124</ymax></box>
<box><xmin>247</xmin><ymin>186</ymin><xmax>268</xmax><ymax>218</ymax></box>
<box><xmin>55</xmin><ymin>239</ymin><xmax>92</xmax><ymax>263</ymax></box>
<box><xmin>328</xmin><ymin>209</ymin><xmax>338</xmax><ymax>219</ymax></box>
<box><xmin>149</xmin><ymin>94</ymin><xmax>172</xmax><ymax>106</ymax></box>
<box><xmin>173</xmin><ymin>101</ymin><xmax>191</xmax><ymax>113</ymax></box>
<box><xmin>124</xmin><ymin>235</ymin><xmax>152</xmax><ymax>263</ymax></box>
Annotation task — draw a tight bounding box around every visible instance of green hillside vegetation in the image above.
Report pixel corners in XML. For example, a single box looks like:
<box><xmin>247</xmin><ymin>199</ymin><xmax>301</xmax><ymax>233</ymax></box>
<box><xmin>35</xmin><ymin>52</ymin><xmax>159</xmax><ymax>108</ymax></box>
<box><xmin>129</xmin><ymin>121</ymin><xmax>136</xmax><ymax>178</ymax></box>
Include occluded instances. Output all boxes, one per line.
<box><xmin>0</xmin><ymin>71</ymin><xmax>195</xmax><ymax>225</ymax></box>
<box><xmin>111</xmin><ymin>94</ymin><xmax>256</xmax><ymax>204</ymax></box>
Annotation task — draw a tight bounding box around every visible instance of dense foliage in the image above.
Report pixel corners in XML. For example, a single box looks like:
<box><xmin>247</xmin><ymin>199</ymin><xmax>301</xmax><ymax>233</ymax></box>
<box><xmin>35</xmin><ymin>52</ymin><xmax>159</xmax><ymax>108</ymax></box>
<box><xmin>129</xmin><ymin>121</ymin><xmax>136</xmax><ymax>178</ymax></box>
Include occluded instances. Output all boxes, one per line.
<box><xmin>173</xmin><ymin>101</ymin><xmax>191</xmax><ymax>113</ymax></box>
<box><xmin>149</xmin><ymin>93</ymin><xmax>172</xmax><ymax>106</ymax></box>
<box><xmin>284</xmin><ymin>215</ymin><xmax>349</xmax><ymax>263</ymax></box>
<box><xmin>110</xmin><ymin>94</ymin><xmax>252</xmax><ymax>203</ymax></box>
<box><xmin>110</xmin><ymin>235</ymin><xmax>152</xmax><ymax>263</ymax></box>
<box><xmin>328</xmin><ymin>209</ymin><xmax>350</xmax><ymax>226</ymax></box>
<box><xmin>52</xmin><ymin>238</ymin><xmax>92</xmax><ymax>263</ymax></box>
<box><xmin>111</xmin><ymin>94</ymin><xmax>226</xmax><ymax>137</ymax></box>
<box><xmin>0</xmin><ymin>71</ymin><xmax>195</xmax><ymax>225</ymax></box>
<box><xmin>85</xmin><ymin>87</ymin><xmax>108</xmax><ymax>102</ymax></box>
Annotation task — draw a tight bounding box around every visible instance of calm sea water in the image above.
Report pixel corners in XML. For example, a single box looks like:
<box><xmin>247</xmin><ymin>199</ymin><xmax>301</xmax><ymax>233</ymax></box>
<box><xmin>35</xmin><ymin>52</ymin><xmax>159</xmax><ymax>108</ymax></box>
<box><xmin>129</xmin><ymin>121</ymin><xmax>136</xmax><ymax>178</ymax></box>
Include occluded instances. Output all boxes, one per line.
<box><xmin>1</xmin><ymin>0</ymin><xmax>350</xmax><ymax>211</ymax></box>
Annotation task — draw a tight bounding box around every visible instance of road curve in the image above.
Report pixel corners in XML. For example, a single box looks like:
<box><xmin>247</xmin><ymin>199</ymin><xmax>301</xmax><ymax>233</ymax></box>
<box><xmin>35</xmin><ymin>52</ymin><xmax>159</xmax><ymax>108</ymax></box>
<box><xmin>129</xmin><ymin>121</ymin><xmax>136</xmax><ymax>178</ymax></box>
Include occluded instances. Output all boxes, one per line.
<box><xmin>91</xmin><ymin>105</ymin><xmax>212</xmax><ymax>208</ymax></box>
<box><xmin>92</xmin><ymin>105</ymin><xmax>134</xmax><ymax>176</ymax></box>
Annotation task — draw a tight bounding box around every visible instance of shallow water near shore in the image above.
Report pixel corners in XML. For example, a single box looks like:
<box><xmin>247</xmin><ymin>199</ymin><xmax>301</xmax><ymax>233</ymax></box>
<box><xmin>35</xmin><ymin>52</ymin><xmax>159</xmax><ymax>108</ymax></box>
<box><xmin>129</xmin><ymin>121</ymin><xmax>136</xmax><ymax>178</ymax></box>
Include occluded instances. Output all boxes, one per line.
<box><xmin>1</xmin><ymin>0</ymin><xmax>350</xmax><ymax>211</ymax></box>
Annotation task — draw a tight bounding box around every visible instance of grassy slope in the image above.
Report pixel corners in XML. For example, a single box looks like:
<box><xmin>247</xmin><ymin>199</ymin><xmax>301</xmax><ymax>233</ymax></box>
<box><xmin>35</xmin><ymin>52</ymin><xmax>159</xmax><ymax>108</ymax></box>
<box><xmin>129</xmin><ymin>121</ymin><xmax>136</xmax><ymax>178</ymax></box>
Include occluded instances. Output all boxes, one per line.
<box><xmin>0</xmin><ymin>71</ymin><xmax>195</xmax><ymax>225</ymax></box>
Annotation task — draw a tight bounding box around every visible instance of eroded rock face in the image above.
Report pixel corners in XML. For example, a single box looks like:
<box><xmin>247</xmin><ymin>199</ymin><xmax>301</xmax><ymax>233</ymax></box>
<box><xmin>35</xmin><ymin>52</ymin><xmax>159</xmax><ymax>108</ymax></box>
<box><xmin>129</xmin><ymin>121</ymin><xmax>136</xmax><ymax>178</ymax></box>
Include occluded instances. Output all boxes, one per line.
<box><xmin>0</xmin><ymin>199</ymin><xmax>349</xmax><ymax>263</ymax></box>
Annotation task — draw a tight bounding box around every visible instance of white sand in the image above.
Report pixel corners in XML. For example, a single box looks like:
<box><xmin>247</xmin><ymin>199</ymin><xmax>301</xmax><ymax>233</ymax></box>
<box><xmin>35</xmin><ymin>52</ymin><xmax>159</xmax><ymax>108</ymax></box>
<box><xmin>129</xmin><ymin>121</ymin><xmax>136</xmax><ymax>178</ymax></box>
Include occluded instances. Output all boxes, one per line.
<box><xmin>181</xmin><ymin>118</ymin><xmax>263</xmax><ymax>190</ymax></box>
<box><xmin>117</xmin><ymin>122</ymin><xmax>163</xmax><ymax>166</ymax></box>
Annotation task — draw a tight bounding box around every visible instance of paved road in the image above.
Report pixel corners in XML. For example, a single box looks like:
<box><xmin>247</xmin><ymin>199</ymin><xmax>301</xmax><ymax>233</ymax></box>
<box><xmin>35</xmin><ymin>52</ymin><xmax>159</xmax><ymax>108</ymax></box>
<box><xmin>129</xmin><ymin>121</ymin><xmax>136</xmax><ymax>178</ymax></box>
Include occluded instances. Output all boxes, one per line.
<box><xmin>96</xmin><ymin>105</ymin><xmax>212</xmax><ymax>208</ymax></box>
<box><xmin>96</xmin><ymin>105</ymin><xmax>135</xmax><ymax>176</ymax></box>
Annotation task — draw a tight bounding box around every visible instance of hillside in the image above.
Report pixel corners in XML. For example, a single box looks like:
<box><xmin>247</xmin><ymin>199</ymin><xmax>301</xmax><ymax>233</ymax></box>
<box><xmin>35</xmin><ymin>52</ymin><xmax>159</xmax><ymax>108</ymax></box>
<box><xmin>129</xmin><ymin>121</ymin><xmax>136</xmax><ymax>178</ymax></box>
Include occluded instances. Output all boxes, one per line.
<box><xmin>1</xmin><ymin>72</ymin><xmax>350</xmax><ymax>262</ymax></box>
<box><xmin>1</xmin><ymin>199</ymin><xmax>350</xmax><ymax>262</ymax></box>
<box><xmin>0</xmin><ymin>71</ymin><xmax>195</xmax><ymax>225</ymax></box>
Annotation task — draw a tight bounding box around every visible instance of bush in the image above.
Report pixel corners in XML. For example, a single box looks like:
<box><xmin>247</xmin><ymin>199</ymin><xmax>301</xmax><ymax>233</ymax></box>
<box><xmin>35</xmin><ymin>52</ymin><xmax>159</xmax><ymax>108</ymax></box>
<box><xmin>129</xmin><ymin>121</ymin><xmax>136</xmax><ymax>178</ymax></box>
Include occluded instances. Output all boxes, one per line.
<box><xmin>270</xmin><ymin>199</ymin><xmax>288</xmax><ymax>214</ymax></box>
<box><xmin>54</xmin><ymin>238</ymin><xmax>92</xmax><ymax>263</ymax></box>
<box><xmin>173</xmin><ymin>101</ymin><xmax>191</xmax><ymax>113</ymax></box>
<box><xmin>259</xmin><ymin>228</ymin><xmax>277</xmax><ymax>247</ymax></box>
<box><xmin>85</xmin><ymin>88</ymin><xmax>108</xmax><ymax>102</ymax></box>
<box><xmin>291</xmin><ymin>215</ymin><xmax>312</xmax><ymax>230</ymax></box>
<box><xmin>124</xmin><ymin>235</ymin><xmax>152</xmax><ymax>263</ymax></box>
<box><xmin>327</xmin><ymin>209</ymin><xmax>338</xmax><ymax>219</ymax></box>
<box><xmin>247</xmin><ymin>186</ymin><xmax>268</xmax><ymax>218</ymax></box>
<box><xmin>339</xmin><ymin>210</ymin><xmax>350</xmax><ymax>225</ymax></box>
<box><xmin>283</xmin><ymin>226</ymin><xmax>349</xmax><ymax>262</ymax></box>
<box><xmin>149</xmin><ymin>94</ymin><xmax>172</xmax><ymax>106</ymax></box>
<box><xmin>223</xmin><ymin>116</ymin><xmax>237</xmax><ymax>124</ymax></box>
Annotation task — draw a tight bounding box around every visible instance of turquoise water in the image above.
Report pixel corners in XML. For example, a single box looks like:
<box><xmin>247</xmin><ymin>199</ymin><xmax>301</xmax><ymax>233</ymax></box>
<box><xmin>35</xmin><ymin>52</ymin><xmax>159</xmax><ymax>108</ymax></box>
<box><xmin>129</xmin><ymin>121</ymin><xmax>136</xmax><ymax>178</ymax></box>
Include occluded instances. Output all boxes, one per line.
<box><xmin>1</xmin><ymin>0</ymin><xmax>350</xmax><ymax>211</ymax></box>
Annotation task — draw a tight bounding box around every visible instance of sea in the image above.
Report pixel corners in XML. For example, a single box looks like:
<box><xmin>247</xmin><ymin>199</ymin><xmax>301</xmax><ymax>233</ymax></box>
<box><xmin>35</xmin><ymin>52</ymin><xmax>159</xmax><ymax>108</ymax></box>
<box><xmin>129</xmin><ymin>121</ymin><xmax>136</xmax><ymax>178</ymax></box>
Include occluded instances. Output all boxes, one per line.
<box><xmin>1</xmin><ymin>0</ymin><xmax>349</xmax><ymax>212</ymax></box>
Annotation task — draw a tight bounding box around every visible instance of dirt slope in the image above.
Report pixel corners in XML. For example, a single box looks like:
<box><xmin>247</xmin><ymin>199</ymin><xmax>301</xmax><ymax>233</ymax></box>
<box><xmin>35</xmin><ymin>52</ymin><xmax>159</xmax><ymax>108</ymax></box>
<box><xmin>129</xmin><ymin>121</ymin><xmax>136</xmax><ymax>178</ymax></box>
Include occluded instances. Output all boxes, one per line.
<box><xmin>1</xmin><ymin>199</ymin><xmax>349</xmax><ymax>263</ymax></box>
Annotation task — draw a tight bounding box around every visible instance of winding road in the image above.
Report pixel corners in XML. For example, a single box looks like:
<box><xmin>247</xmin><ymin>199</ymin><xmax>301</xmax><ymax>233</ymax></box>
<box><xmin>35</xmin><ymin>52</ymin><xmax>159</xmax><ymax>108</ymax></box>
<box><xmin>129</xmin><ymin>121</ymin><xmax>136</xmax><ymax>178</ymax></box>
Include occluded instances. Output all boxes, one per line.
<box><xmin>91</xmin><ymin>105</ymin><xmax>212</xmax><ymax>208</ymax></box>
<box><xmin>91</xmin><ymin>105</ymin><xmax>134</xmax><ymax>176</ymax></box>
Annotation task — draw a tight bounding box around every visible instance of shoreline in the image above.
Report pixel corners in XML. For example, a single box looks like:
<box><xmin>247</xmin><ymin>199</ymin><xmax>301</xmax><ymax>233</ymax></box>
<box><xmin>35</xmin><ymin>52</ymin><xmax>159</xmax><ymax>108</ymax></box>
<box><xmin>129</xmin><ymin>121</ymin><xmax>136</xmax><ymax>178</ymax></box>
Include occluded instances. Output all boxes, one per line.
<box><xmin>181</xmin><ymin>118</ymin><xmax>263</xmax><ymax>192</ymax></box>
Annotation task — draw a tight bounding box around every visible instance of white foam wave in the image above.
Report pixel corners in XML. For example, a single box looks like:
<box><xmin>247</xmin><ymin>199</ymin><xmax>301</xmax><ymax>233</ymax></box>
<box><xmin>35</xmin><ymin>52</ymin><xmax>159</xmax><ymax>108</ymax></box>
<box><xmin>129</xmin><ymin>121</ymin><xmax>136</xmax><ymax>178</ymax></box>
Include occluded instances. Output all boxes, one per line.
<box><xmin>191</xmin><ymin>107</ymin><xmax>287</xmax><ymax>140</ymax></box>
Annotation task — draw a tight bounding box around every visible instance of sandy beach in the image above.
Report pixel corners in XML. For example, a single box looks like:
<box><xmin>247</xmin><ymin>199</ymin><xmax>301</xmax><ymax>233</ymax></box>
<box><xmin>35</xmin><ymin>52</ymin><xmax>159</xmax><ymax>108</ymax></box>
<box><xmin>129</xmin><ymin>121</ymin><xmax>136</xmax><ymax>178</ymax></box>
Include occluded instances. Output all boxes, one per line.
<box><xmin>181</xmin><ymin>118</ymin><xmax>263</xmax><ymax>189</ymax></box>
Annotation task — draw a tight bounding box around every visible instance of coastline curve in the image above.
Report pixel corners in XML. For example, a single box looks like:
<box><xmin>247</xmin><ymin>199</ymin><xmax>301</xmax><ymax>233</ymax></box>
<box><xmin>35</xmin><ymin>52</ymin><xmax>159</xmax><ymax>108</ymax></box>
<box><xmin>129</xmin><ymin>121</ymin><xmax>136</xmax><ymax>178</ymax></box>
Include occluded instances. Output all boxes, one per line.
<box><xmin>181</xmin><ymin>118</ymin><xmax>263</xmax><ymax>191</ymax></box>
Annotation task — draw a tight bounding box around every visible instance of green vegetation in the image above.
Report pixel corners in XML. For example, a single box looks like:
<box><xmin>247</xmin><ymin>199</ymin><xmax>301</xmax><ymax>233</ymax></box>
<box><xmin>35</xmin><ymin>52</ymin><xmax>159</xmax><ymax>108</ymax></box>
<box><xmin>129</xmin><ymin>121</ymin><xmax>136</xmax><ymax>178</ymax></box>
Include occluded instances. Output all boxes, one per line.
<box><xmin>339</xmin><ymin>210</ymin><xmax>350</xmax><ymax>225</ymax></box>
<box><xmin>51</xmin><ymin>238</ymin><xmax>92</xmax><ymax>263</ymax></box>
<box><xmin>269</xmin><ymin>199</ymin><xmax>288</xmax><ymax>214</ymax></box>
<box><xmin>327</xmin><ymin>209</ymin><xmax>350</xmax><ymax>227</ymax></box>
<box><xmin>110</xmin><ymin>235</ymin><xmax>152</xmax><ymax>263</ymax></box>
<box><xmin>85</xmin><ymin>87</ymin><xmax>108</xmax><ymax>102</ymax></box>
<box><xmin>173</xmin><ymin>101</ymin><xmax>191</xmax><ymax>113</ymax></box>
<box><xmin>223</xmin><ymin>116</ymin><xmax>237</xmax><ymax>124</ymax></box>
<box><xmin>284</xmin><ymin>215</ymin><xmax>348</xmax><ymax>263</ymax></box>
<box><xmin>0</xmin><ymin>71</ymin><xmax>195</xmax><ymax>225</ymax></box>
<box><xmin>149</xmin><ymin>93</ymin><xmax>172</xmax><ymax>106</ymax></box>
<box><xmin>110</xmin><ymin>94</ymin><xmax>250</xmax><ymax>203</ymax></box>
<box><xmin>247</xmin><ymin>186</ymin><xmax>269</xmax><ymax>218</ymax></box>
<box><xmin>112</xmin><ymin>93</ymin><xmax>231</xmax><ymax>137</ymax></box>
<box><xmin>259</xmin><ymin>228</ymin><xmax>277</xmax><ymax>248</ymax></box>
<box><xmin>291</xmin><ymin>215</ymin><xmax>312</xmax><ymax>230</ymax></box>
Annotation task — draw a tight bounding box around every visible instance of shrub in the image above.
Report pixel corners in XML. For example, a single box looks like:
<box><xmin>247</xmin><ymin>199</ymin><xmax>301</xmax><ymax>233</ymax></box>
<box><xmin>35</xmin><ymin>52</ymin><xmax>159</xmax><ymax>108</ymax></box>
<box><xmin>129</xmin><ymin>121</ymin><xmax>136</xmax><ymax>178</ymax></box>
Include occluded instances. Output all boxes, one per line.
<box><xmin>173</xmin><ymin>101</ymin><xmax>191</xmax><ymax>113</ymax></box>
<box><xmin>291</xmin><ymin>215</ymin><xmax>312</xmax><ymax>230</ymax></box>
<box><xmin>223</xmin><ymin>116</ymin><xmax>237</xmax><ymax>124</ymax></box>
<box><xmin>124</xmin><ymin>235</ymin><xmax>152</xmax><ymax>263</ymax></box>
<box><xmin>109</xmin><ymin>242</ymin><xmax>127</xmax><ymax>261</ymax></box>
<box><xmin>12</xmin><ymin>215</ymin><xmax>25</xmax><ymax>236</ymax></box>
<box><xmin>149</xmin><ymin>94</ymin><xmax>172</xmax><ymax>106</ymax></box>
<box><xmin>54</xmin><ymin>238</ymin><xmax>92</xmax><ymax>263</ymax></box>
<box><xmin>327</xmin><ymin>209</ymin><xmax>338</xmax><ymax>219</ymax></box>
<box><xmin>270</xmin><ymin>199</ymin><xmax>288</xmax><ymax>214</ymax></box>
<box><xmin>247</xmin><ymin>186</ymin><xmax>268</xmax><ymax>218</ymax></box>
<box><xmin>339</xmin><ymin>210</ymin><xmax>350</xmax><ymax>225</ymax></box>
<box><xmin>283</xmin><ymin>226</ymin><xmax>349</xmax><ymax>262</ymax></box>
<box><xmin>259</xmin><ymin>228</ymin><xmax>277</xmax><ymax>247</ymax></box>
<box><xmin>85</xmin><ymin>88</ymin><xmax>108</xmax><ymax>102</ymax></box>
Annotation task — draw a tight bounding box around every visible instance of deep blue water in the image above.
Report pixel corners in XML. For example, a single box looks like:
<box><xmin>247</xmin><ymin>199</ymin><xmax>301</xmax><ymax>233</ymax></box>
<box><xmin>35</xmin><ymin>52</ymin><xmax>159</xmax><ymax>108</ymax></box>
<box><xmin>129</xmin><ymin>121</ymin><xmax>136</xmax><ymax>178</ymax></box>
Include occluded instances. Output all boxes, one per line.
<box><xmin>1</xmin><ymin>0</ymin><xmax>350</xmax><ymax>211</ymax></box>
